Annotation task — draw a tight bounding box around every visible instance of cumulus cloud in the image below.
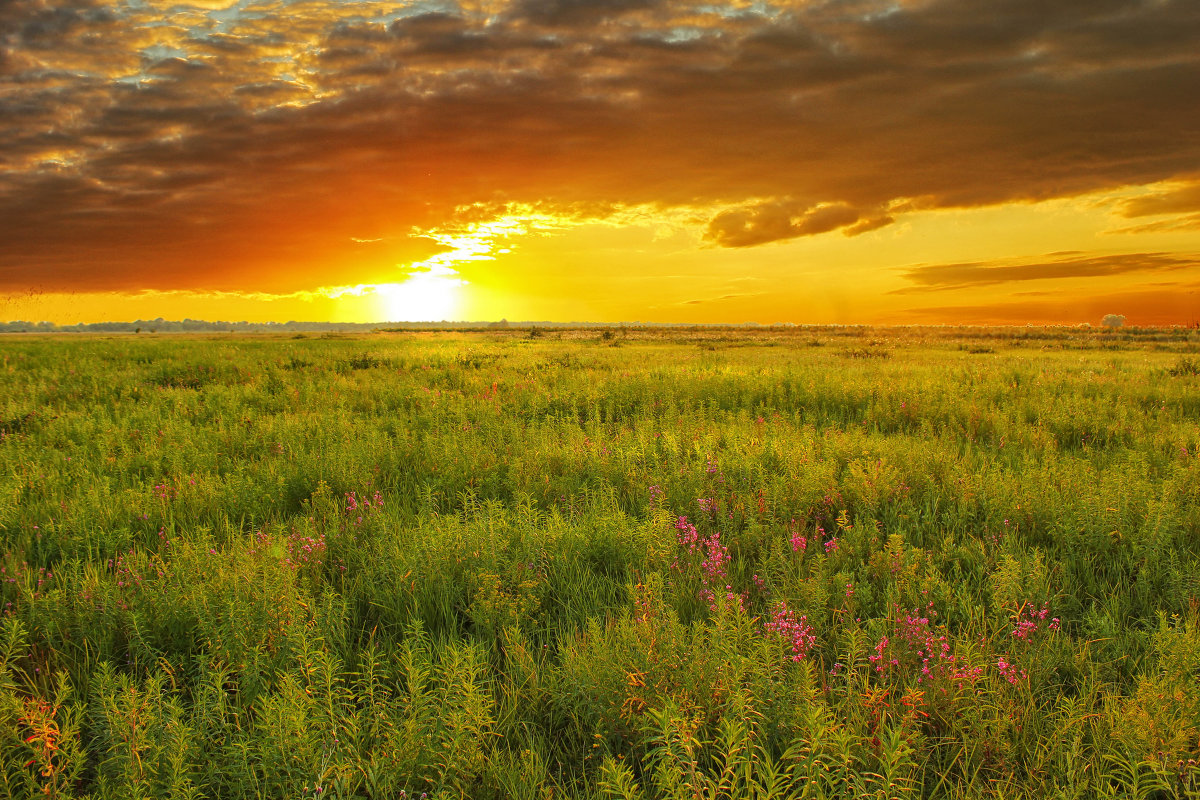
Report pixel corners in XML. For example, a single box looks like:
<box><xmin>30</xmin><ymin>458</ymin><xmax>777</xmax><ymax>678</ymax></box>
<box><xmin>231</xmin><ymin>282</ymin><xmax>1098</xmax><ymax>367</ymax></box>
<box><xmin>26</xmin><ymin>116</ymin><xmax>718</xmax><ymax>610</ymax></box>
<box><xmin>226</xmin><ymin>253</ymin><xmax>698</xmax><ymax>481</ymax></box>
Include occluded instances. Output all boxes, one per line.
<box><xmin>1</xmin><ymin>0</ymin><xmax>1199</xmax><ymax>289</ymax></box>
<box><xmin>705</xmin><ymin>201</ymin><xmax>865</xmax><ymax>247</ymax></box>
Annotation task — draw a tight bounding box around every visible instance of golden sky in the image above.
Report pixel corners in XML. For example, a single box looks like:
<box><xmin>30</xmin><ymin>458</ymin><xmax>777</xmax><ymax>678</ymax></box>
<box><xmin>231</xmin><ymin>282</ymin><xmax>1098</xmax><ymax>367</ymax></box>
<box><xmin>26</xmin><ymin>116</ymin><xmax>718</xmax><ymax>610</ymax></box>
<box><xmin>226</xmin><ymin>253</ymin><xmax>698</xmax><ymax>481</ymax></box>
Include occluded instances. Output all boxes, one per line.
<box><xmin>2</xmin><ymin>0</ymin><xmax>1199</xmax><ymax>325</ymax></box>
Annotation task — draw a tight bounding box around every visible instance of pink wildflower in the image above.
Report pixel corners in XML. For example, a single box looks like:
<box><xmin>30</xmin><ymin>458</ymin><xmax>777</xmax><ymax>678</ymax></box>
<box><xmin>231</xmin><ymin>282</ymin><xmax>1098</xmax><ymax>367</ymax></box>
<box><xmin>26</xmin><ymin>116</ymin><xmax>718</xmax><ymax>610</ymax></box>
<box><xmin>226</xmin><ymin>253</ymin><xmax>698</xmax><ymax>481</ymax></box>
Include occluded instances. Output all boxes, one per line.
<box><xmin>765</xmin><ymin>602</ymin><xmax>816</xmax><ymax>661</ymax></box>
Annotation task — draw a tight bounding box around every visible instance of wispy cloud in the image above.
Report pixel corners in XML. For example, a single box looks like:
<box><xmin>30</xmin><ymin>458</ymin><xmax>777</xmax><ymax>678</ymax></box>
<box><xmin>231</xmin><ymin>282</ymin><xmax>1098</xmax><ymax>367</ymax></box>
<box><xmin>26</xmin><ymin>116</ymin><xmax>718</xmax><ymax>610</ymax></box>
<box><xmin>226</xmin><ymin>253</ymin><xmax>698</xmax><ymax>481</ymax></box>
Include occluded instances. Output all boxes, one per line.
<box><xmin>1119</xmin><ymin>180</ymin><xmax>1200</xmax><ymax>218</ymax></box>
<box><xmin>1109</xmin><ymin>213</ymin><xmax>1200</xmax><ymax>235</ymax></box>
<box><xmin>895</xmin><ymin>252</ymin><xmax>1198</xmax><ymax>293</ymax></box>
<box><xmin>682</xmin><ymin>292</ymin><xmax>761</xmax><ymax>305</ymax></box>
<box><xmin>900</xmin><ymin>282</ymin><xmax>1200</xmax><ymax>326</ymax></box>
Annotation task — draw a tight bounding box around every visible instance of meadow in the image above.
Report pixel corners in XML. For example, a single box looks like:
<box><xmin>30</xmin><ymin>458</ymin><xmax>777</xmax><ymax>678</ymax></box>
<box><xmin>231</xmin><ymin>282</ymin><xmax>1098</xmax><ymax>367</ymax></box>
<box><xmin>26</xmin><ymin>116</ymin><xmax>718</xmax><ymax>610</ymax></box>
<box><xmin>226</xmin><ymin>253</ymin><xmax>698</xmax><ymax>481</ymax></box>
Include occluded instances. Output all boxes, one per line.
<box><xmin>1</xmin><ymin>325</ymin><xmax>1198</xmax><ymax>799</ymax></box>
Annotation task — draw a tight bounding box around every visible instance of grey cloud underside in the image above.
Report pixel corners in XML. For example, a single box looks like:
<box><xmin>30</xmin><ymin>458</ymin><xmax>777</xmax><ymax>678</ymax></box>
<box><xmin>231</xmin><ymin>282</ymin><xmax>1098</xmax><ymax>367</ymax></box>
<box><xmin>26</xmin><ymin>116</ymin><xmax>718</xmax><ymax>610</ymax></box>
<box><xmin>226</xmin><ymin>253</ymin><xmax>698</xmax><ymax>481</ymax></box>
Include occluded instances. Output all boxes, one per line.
<box><xmin>1</xmin><ymin>0</ymin><xmax>1199</xmax><ymax>289</ymax></box>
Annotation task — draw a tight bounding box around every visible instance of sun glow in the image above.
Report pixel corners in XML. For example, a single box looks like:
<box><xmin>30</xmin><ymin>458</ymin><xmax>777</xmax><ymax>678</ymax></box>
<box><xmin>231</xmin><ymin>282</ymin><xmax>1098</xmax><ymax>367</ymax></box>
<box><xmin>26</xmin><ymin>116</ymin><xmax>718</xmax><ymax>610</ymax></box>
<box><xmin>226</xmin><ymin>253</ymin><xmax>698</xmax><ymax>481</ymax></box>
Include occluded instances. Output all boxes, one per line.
<box><xmin>374</xmin><ymin>265</ymin><xmax>465</xmax><ymax>322</ymax></box>
<box><xmin>365</xmin><ymin>211</ymin><xmax>571</xmax><ymax>322</ymax></box>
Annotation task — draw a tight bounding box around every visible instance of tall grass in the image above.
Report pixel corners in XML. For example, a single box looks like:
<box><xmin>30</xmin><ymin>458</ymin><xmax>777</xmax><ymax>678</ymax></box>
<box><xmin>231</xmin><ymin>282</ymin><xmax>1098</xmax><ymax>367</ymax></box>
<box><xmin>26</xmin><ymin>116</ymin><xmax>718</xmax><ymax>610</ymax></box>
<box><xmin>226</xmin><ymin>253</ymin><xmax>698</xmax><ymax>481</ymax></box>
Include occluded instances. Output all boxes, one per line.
<box><xmin>0</xmin><ymin>327</ymin><xmax>1198</xmax><ymax>797</ymax></box>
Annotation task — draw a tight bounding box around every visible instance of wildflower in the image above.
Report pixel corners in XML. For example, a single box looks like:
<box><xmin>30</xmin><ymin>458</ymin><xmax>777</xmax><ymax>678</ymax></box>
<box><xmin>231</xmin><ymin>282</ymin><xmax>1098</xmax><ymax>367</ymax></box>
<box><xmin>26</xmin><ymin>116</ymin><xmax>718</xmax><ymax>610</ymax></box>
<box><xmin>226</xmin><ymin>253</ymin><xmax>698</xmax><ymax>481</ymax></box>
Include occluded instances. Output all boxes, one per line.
<box><xmin>868</xmin><ymin>635</ymin><xmax>890</xmax><ymax>673</ymax></box>
<box><xmin>789</xmin><ymin>525</ymin><xmax>807</xmax><ymax>553</ymax></box>
<box><xmin>765</xmin><ymin>601</ymin><xmax>816</xmax><ymax>661</ymax></box>
<box><xmin>997</xmin><ymin>657</ymin><xmax>1027</xmax><ymax>685</ymax></box>
<box><xmin>674</xmin><ymin>516</ymin><xmax>699</xmax><ymax>551</ymax></box>
<box><xmin>674</xmin><ymin>516</ymin><xmax>730</xmax><ymax>610</ymax></box>
<box><xmin>1010</xmin><ymin>602</ymin><xmax>1054</xmax><ymax>641</ymax></box>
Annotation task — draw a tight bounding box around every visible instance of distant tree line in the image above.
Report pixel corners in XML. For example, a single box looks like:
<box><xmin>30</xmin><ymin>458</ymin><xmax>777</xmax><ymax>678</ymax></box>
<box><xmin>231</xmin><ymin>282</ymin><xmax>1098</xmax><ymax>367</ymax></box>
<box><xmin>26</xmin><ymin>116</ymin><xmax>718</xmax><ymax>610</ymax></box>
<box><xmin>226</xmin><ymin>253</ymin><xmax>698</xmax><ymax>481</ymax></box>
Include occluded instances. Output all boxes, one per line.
<box><xmin>0</xmin><ymin>319</ymin><xmax>387</xmax><ymax>333</ymax></box>
<box><xmin>1</xmin><ymin>319</ymin><xmax>778</xmax><ymax>333</ymax></box>
<box><xmin>3</xmin><ymin>317</ymin><xmax>1196</xmax><ymax>335</ymax></box>
<box><xmin>0</xmin><ymin>319</ymin><xmax>526</xmax><ymax>333</ymax></box>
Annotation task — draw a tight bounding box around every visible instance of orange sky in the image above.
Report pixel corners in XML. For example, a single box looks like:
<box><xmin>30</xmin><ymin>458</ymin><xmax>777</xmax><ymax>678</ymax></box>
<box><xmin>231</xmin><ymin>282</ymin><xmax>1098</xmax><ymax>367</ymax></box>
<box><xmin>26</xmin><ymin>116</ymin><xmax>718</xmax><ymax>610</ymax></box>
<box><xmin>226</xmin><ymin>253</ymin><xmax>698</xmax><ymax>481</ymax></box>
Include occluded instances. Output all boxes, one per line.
<box><xmin>2</xmin><ymin>0</ymin><xmax>1199</xmax><ymax>325</ymax></box>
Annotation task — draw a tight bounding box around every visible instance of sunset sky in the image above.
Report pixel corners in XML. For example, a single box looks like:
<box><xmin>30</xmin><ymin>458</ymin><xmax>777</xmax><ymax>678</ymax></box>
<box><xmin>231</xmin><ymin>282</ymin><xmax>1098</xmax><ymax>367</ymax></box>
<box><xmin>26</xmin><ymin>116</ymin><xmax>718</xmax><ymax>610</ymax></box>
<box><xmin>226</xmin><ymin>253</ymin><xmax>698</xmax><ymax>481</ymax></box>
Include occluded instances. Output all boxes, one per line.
<box><xmin>3</xmin><ymin>0</ymin><xmax>1199</xmax><ymax>325</ymax></box>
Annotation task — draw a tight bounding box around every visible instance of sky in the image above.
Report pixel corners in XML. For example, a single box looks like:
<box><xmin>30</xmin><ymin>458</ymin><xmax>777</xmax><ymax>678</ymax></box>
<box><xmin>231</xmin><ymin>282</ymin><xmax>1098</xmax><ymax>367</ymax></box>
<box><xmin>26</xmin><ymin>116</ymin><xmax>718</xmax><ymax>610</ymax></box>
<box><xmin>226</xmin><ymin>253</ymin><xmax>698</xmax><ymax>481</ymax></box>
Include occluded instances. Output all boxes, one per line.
<box><xmin>2</xmin><ymin>0</ymin><xmax>1199</xmax><ymax>326</ymax></box>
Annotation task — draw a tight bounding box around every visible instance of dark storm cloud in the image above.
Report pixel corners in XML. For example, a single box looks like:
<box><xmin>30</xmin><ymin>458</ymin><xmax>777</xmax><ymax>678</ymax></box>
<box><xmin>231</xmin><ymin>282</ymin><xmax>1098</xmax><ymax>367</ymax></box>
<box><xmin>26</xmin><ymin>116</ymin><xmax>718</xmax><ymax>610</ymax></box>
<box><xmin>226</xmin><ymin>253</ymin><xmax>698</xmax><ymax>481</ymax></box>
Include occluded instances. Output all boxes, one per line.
<box><xmin>507</xmin><ymin>0</ymin><xmax>659</xmax><ymax>26</ymax></box>
<box><xmin>897</xmin><ymin>252</ymin><xmax>1198</xmax><ymax>292</ymax></box>
<box><xmin>2</xmin><ymin>0</ymin><xmax>1199</xmax><ymax>290</ymax></box>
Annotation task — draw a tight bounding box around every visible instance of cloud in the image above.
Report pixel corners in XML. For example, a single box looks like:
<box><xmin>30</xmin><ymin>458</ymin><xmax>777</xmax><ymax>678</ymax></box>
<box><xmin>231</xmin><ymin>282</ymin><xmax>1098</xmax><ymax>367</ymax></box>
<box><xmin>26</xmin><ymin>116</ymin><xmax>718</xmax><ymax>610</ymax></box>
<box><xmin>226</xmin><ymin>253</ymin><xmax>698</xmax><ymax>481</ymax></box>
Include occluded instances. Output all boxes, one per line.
<box><xmin>1110</xmin><ymin>180</ymin><xmax>1200</xmax><ymax>234</ymax></box>
<box><xmin>682</xmin><ymin>292</ymin><xmax>759</xmax><ymax>305</ymax></box>
<box><xmin>844</xmin><ymin>215</ymin><xmax>894</xmax><ymax>237</ymax></box>
<box><xmin>899</xmin><ymin>282</ymin><xmax>1200</xmax><ymax>326</ymax></box>
<box><xmin>1</xmin><ymin>0</ymin><xmax>1199</xmax><ymax>289</ymax></box>
<box><xmin>506</xmin><ymin>0</ymin><xmax>658</xmax><ymax>26</ymax></box>
<box><xmin>1109</xmin><ymin>213</ymin><xmax>1200</xmax><ymax>235</ymax></box>
<box><xmin>706</xmin><ymin>201</ymin><xmax>865</xmax><ymax>247</ymax></box>
<box><xmin>1119</xmin><ymin>180</ymin><xmax>1200</xmax><ymax>217</ymax></box>
<box><xmin>896</xmin><ymin>251</ymin><xmax>1199</xmax><ymax>293</ymax></box>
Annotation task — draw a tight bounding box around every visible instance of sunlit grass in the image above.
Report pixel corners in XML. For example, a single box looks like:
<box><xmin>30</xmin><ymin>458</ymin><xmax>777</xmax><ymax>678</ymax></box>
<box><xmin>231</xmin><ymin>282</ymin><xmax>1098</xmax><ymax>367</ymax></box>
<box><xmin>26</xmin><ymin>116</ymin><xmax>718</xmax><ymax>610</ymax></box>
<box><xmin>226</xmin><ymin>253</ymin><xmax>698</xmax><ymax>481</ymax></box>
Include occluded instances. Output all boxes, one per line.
<box><xmin>0</xmin><ymin>326</ymin><xmax>1197</xmax><ymax>798</ymax></box>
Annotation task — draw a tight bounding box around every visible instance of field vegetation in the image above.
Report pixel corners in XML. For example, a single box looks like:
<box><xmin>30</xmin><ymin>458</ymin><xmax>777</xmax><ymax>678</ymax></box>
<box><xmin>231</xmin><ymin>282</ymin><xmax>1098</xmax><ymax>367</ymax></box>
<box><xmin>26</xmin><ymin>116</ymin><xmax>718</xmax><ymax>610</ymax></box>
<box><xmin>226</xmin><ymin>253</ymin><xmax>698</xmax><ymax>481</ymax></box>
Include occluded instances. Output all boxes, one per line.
<box><xmin>1</xmin><ymin>325</ymin><xmax>1199</xmax><ymax>798</ymax></box>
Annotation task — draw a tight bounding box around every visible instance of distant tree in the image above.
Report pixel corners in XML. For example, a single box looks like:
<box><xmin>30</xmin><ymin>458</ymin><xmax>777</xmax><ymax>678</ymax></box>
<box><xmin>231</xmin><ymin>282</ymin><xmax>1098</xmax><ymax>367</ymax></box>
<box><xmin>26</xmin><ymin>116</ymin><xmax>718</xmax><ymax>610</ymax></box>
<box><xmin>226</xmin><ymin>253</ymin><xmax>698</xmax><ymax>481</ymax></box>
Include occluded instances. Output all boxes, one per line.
<box><xmin>1101</xmin><ymin>314</ymin><xmax>1126</xmax><ymax>329</ymax></box>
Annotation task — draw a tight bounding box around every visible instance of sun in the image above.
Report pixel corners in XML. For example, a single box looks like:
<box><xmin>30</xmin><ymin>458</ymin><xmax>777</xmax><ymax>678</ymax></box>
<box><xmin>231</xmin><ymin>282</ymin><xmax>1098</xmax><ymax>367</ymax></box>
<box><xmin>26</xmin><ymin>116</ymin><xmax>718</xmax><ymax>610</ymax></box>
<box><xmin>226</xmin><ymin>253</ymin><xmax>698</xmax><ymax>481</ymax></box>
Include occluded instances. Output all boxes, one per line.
<box><xmin>373</xmin><ymin>265</ymin><xmax>465</xmax><ymax>322</ymax></box>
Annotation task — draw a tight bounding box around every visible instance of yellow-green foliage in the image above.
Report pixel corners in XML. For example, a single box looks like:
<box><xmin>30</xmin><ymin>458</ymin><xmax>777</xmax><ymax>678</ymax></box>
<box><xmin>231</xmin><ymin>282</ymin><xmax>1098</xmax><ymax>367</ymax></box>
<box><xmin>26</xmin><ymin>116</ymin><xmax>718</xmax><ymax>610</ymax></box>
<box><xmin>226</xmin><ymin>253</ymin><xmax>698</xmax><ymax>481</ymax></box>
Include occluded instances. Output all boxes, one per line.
<box><xmin>0</xmin><ymin>326</ymin><xmax>1197</xmax><ymax>798</ymax></box>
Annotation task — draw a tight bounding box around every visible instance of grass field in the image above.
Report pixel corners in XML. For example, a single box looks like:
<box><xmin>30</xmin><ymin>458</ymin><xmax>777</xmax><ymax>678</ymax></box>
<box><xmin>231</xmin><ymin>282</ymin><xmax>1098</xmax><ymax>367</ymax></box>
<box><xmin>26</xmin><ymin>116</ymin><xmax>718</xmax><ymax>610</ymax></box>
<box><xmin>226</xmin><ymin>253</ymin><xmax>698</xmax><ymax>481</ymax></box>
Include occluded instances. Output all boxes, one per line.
<box><xmin>1</xmin><ymin>326</ymin><xmax>1199</xmax><ymax>799</ymax></box>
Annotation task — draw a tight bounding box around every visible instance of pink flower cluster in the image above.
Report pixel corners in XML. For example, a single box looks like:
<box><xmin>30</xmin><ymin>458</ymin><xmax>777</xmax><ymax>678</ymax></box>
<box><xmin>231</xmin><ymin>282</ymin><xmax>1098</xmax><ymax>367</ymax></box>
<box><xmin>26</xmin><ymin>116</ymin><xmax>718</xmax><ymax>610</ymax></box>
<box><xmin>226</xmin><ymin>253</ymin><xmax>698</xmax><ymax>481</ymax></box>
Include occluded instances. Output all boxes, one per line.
<box><xmin>674</xmin><ymin>515</ymin><xmax>700</xmax><ymax>550</ymax></box>
<box><xmin>152</xmin><ymin>475</ymin><xmax>197</xmax><ymax>502</ymax></box>
<box><xmin>897</xmin><ymin>609</ymin><xmax>953</xmax><ymax>683</ymax></box>
<box><xmin>345</xmin><ymin>490</ymin><xmax>384</xmax><ymax>525</ymax></box>
<box><xmin>997</xmin><ymin>657</ymin><xmax>1028</xmax><ymax>685</ymax></box>
<box><xmin>285</xmin><ymin>529</ymin><xmax>326</xmax><ymax>568</ymax></box>
<box><xmin>870</xmin><ymin>604</ymin><xmax>979</xmax><ymax>688</ymax></box>
<box><xmin>673</xmin><ymin>516</ymin><xmax>731</xmax><ymax>608</ymax></box>
<box><xmin>868</xmin><ymin>635</ymin><xmax>897</xmax><ymax>673</ymax></box>
<box><xmin>765</xmin><ymin>601</ymin><xmax>816</xmax><ymax>662</ymax></box>
<box><xmin>789</xmin><ymin>520</ymin><xmax>808</xmax><ymax>553</ymax></box>
<box><xmin>1011</xmin><ymin>602</ymin><xmax>1060</xmax><ymax>641</ymax></box>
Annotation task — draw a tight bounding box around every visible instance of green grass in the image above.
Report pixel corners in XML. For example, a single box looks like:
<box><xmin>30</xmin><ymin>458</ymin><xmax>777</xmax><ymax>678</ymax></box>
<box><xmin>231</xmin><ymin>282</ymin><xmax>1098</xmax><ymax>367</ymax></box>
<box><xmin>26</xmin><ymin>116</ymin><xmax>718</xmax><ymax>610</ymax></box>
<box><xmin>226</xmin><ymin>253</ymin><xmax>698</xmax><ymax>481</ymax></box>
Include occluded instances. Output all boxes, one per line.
<box><xmin>1</xmin><ymin>325</ymin><xmax>1198</xmax><ymax>798</ymax></box>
